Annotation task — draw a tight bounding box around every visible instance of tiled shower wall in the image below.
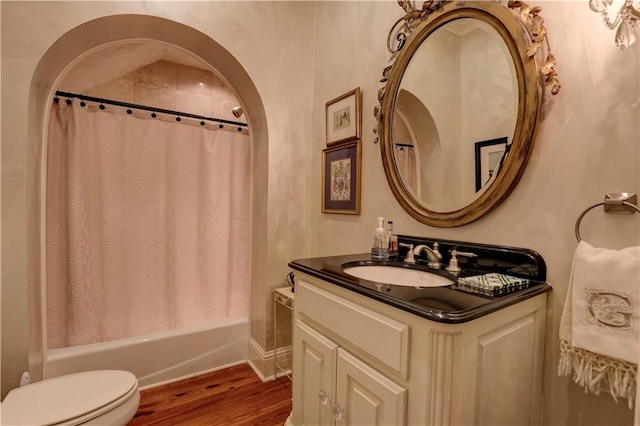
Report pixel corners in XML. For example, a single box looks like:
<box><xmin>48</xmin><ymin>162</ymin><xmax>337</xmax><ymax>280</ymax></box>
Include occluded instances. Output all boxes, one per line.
<box><xmin>85</xmin><ymin>60</ymin><xmax>241</xmax><ymax>122</ymax></box>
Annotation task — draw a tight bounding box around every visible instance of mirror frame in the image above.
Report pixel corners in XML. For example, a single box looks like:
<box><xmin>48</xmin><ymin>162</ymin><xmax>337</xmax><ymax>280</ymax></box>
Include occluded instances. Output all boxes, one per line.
<box><xmin>377</xmin><ymin>1</ymin><xmax>558</xmax><ymax>227</ymax></box>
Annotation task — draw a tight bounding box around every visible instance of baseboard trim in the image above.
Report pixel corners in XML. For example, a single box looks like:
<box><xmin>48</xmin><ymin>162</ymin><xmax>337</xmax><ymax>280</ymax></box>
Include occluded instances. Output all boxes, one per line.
<box><xmin>139</xmin><ymin>360</ymin><xmax>246</xmax><ymax>391</ymax></box>
<box><xmin>247</xmin><ymin>338</ymin><xmax>292</xmax><ymax>382</ymax></box>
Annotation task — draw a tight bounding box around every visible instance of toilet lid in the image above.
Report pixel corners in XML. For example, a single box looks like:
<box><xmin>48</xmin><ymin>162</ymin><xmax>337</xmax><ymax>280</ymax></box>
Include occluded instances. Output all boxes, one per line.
<box><xmin>2</xmin><ymin>370</ymin><xmax>138</xmax><ymax>426</ymax></box>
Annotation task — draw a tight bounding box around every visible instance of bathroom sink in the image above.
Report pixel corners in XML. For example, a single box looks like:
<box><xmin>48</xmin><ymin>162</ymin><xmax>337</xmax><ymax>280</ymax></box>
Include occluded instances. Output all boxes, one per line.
<box><xmin>341</xmin><ymin>262</ymin><xmax>454</xmax><ymax>288</ymax></box>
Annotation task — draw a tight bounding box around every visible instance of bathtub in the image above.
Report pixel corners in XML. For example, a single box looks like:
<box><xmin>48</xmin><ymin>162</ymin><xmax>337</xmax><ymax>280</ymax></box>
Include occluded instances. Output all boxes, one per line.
<box><xmin>45</xmin><ymin>317</ymin><xmax>249</xmax><ymax>389</ymax></box>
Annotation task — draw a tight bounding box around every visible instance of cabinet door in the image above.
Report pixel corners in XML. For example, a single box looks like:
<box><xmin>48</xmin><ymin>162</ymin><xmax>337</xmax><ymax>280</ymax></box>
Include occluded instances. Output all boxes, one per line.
<box><xmin>474</xmin><ymin>313</ymin><xmax>542</xmax><ymax>425</ymax></box>
<box><xmin>293</xmin><ymin>319</ymin><xmax>338</xmax><ymax>426</ymax></box>
<box><xmin>335</xmin><ymin>348</ymin><xmax>407</xmax><ymax>426</ymax></box>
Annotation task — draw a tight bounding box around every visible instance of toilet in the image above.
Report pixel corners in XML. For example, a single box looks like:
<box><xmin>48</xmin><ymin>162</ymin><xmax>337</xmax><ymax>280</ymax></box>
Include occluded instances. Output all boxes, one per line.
<box><xmin>2</xmin><ymin>370</ymin><xmax>140</xmax><ymax>425</ymax></box>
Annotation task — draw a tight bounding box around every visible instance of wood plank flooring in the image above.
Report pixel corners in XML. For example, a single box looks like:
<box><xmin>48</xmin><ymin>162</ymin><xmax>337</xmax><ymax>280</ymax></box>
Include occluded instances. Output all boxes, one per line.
<box><xmin>128</xmin><ymin>363</ymin><xmax>292</xmax><ymax>426</ymax></box>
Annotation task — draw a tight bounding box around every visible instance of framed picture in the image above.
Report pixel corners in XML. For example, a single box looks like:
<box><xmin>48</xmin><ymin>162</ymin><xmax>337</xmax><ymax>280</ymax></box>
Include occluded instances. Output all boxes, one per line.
<box><xmin>325</xmin><ymin>87</ymin><xmax>361</xmax><ymax>145</ymax></box>
<box><xmin>322</xmin><ymin>140</ymin><xmax>361</xmax><ymax>215</ymax></box>
<box><xmin>475</xmin><ymin>137</ymin><xmax>508</xmax><ymax>192</ymax></box>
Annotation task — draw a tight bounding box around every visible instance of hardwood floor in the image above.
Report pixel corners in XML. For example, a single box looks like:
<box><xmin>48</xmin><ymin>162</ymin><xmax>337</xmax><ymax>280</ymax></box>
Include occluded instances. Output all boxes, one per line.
<box><xmin>128</xmin><ymin>363</ymin><xmax>292</xmax><ymax>426</ymax></box>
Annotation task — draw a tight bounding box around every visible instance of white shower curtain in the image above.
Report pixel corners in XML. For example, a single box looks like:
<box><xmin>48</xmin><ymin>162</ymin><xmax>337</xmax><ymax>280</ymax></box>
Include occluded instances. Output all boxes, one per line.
<box><xmin>46</xmin><ymin>102</ymin><xmax>250</xmax><ymax>349</ymax></box>
<box><xmin>394</xmin><ymin>145</ymin><xmax>417</xmax><ymax>194</ymax></box>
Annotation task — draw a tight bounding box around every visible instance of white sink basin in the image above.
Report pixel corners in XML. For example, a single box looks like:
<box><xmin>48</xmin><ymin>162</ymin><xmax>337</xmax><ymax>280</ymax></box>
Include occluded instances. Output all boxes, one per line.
<box><xmin>342</xmin><ymin>264</ymin><xmax>454</xmax><ymax>288</ymax></box>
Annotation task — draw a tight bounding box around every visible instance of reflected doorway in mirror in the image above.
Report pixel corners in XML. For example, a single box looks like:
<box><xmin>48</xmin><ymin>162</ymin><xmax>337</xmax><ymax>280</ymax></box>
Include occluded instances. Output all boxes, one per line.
<box><xmin>474</xmin><ymin>137</ymin><xmax>508</xmax><ymax>192</ymax></box>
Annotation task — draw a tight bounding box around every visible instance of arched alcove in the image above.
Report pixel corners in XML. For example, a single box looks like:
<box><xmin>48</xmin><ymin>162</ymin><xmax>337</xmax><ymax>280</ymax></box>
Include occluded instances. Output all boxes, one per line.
<box><xmin>395</xmin><ymin>89</ymin><xmax>440</xmax><ymax>204</ymax></box>
<box><xmin>26</xmin><ymin>14</ymin><xmax>268</xmax><ymax>381</ymax></box>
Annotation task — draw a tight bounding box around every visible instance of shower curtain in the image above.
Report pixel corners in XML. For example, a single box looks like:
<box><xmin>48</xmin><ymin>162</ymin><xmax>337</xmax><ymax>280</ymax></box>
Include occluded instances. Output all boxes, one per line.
<box><xmin>46</xmin><ymin>102</ymin><xmax>250</xmax><ymax>349</ymax></box>
<box><xmin>394</xmin><ymin>145</ymin><xmax>417</xmax><ymax>194</ymax></box>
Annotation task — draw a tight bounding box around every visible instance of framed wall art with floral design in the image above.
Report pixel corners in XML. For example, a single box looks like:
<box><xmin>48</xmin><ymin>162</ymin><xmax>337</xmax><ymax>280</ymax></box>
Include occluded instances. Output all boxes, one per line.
<box><xmin>322</xmin><ymin>140</ymin><xmax>361</xmax><ymax>215</ymax></box>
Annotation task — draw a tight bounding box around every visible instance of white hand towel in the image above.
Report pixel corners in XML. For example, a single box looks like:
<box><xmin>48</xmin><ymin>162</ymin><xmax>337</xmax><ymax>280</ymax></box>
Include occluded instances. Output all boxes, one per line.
<box><xmin>572</xmin><ymin>241</ymin><xmax>639</xmax><ymax>363</ymax></box>
<box><xmin>559</xmin><ymin>241</ymin><xmax>639</xmax><ymax>408</ymax></box>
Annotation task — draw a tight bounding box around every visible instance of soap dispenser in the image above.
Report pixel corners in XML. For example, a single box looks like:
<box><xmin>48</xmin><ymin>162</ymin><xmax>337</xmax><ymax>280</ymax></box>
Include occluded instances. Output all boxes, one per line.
<box><xmin>371</xmin><ymin>216</ymin><xmax>389</xmax><ymax>260</ymax></box>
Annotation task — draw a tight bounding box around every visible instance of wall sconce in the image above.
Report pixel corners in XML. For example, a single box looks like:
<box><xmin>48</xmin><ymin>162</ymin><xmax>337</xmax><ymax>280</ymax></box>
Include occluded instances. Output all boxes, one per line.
<box><xmin>589</xmin><ymin>0</ymin><xmax>640</xmax><ymax>49</ymax></box>
<box><xmin>231</xmin><ymin>106</ymin><xmax>244</xmax><ymax>118</ymax></box>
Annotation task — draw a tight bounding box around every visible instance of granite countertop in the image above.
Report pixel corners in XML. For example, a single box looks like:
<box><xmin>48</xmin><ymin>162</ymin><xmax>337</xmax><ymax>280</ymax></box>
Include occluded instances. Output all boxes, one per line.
<box><xmin>289</xmin><ymin>253</ymin><xmax>551</xmax><ymax>324</ymax></box>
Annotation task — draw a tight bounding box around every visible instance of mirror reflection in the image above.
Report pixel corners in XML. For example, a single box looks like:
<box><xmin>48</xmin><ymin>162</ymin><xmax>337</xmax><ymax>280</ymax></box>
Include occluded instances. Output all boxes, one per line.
<box><xmin>393</xmin><ymin>18</ymin><xmax>517</xmax><ymax>212</ymax></box>
<box><xmin>378</xmin><ymin>1</ymin><xmax>559</xmax><ymax>227</ymax></box>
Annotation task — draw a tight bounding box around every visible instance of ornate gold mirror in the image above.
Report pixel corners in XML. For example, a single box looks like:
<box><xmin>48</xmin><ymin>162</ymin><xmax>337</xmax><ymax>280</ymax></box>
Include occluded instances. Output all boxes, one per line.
<box><xmin>375</xmin><ymin>0</ymin><xmax>560</xmax><ymax>227</ymax></box>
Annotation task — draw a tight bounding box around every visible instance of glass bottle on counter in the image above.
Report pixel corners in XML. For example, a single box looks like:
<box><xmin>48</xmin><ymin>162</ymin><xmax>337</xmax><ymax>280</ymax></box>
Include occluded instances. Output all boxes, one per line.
<box><xmin>371</xmin><ymin>216</ymin><xmax>389</xmax><ymax>260</ymax></box>
<box><xmin>387</xmin><ymin>220</ymin><xmax>398</xmax><ymax>259</ymax></box>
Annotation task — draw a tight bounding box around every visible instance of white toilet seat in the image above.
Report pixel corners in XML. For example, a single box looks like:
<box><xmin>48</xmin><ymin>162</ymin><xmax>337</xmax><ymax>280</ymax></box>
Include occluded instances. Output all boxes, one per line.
<box><xmin>2</xmin><ymin>370</ymin><xmax>139</xmax><ymax>426</ymax></box>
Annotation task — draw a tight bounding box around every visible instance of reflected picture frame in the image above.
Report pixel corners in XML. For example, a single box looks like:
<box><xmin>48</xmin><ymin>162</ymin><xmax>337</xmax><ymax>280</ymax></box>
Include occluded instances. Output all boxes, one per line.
<box><xmin>322</xmin><ymin>140</ymin><xmax>361</xmax><ymax>215</ymax></box>
<box><xmin>325</xmin><ymin>87</ymin><xmax>361</xmax><ymax>146</ymax></box>
<box><xmin>475</xmin><ymin>137</ymin><xmax>508</xmax><ymax>192</ymax></box>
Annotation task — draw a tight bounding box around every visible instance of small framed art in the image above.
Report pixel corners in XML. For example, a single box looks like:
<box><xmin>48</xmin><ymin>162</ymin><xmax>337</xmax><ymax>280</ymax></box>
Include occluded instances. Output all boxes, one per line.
<box><xmin>322</xmin><ymin>140</ymin><xmax>361</xmax><ymax>215</ymax></box>
<box><xmin>325</xmin><ymin>87</ymin><xmax>361</xmax><ymax>146</ymax></box>
<box><xmin>475</xmin><ymin>137</ymin><xmax>508</xmax><ymax>192</ymax></box>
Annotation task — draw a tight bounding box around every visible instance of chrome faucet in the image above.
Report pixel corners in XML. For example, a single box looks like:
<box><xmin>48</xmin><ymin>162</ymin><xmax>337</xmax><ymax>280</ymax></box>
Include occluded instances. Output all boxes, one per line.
<box><xmin>413</xmin><ymin>243</ymin><xmax>442</xmax><ymax>269</ymax></box>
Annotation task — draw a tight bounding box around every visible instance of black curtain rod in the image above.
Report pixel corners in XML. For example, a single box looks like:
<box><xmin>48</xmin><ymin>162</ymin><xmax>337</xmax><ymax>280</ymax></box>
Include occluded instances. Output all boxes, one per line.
<box><xmin>54</xmin><ymin>91</ymin><xmax>249</xmax><ymax>130</ymax></box>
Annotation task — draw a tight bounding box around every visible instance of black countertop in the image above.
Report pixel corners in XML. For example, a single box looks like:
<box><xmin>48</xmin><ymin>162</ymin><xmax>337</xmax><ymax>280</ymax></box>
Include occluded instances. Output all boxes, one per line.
<box><xmin>288</xmin><ymin>252</ymin><xmax>551</xmax><ymax>324</ymax></box>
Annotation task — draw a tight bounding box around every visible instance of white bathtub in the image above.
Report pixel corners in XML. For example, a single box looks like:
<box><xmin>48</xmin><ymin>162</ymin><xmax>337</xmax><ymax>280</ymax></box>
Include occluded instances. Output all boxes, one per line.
<box><xmin>45</xmin><ymin>317</ymin><xmax>249</xmax><ymax>389</ymax></box>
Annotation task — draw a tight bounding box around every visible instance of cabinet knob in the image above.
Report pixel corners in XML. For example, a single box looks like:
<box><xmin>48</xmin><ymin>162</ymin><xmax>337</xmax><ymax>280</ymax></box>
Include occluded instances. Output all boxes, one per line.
<box><xmin>318</xmin><ymin>390</ymin><xmax>329</xmax><ymax>406</ymax></box>
<box><xmin>333</xmin><ymin>404</ymin><xmax>344</xmax><ymax>421</ymax></box>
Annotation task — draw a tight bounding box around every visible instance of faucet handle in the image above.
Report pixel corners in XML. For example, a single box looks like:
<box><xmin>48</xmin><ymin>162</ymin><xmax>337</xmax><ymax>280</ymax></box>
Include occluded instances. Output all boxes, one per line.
<box><xmin>399</xmin><ymin>243</ymin><xmax>413</xmax><ymax>249</ymax></box>
<box><xmin>445</xmin><ymin>249</ymin><xmax>462</xmax><ymax>274</ymax></box>
<box><xmin>456</xmin><ymin>250</ymin><xmax>478</xmax><ymax>258</ymax></box>
<box><xmin>445</xmin><ymin>249</ymin><xmax>477</xmax><ymax>274</ymax></box>
<box><xmin>399</xmin><ymin>243</ymin><xmax>415</xmax><ymax>264</ymax></box>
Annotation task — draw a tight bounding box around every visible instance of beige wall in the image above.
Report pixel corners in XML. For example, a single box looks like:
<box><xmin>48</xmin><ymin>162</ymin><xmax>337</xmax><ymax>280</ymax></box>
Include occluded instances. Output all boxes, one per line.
<box><xmin>2</xmin><ymin>1</ymin><xmax>639</xmax><ymax>424</ymax></box>
<box><xmin>311</xmin><ymin>2</ymin><xmax>639</xmax><ymax>425</ymax></box>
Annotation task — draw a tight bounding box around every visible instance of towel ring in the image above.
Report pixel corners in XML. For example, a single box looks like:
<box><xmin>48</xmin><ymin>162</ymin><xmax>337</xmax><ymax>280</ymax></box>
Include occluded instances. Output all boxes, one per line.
<box><xmin>575</xmin><ymin>193</ymin><xmax>640</xmax><ymax>242</ymax></box>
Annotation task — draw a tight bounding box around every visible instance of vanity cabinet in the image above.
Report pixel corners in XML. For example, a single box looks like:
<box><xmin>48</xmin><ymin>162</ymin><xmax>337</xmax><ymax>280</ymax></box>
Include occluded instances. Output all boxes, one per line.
<box><xmin>295</xmin><ymin>320</ymin><xmax>406</xmax><ymax>425</ymax></box>
<box><xmin>291</xmin><ymin>274</ymin><xmax>547</xmax><ymax>426</ymax></box>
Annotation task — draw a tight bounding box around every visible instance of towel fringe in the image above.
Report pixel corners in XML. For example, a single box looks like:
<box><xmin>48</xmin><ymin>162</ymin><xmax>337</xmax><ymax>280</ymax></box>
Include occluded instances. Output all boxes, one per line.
<box><xmin>559</xmin><ymin>339</ymin><xmax>637</xmax><ymax>409</ymax></box>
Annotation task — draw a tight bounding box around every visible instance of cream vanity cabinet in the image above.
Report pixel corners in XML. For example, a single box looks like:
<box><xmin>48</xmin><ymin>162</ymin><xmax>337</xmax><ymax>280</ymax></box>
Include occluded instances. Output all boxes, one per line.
<box><xmin>291</xmin><ymin>273</ymin><xmax>547</xmax><ymax>426</ymax></box>
<box><xmin>294</xmin><ymin>320</ymin><xmax>407</xmax><ymax>425</ymax></box>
